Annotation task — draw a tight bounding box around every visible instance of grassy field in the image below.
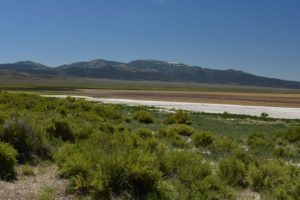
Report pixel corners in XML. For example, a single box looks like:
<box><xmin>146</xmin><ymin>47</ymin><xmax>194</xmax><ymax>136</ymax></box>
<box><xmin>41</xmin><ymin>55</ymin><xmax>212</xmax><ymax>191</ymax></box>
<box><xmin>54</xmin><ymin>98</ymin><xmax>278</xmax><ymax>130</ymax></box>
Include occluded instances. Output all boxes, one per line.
<box><xmin>2</xmin><ymin>76</ymin><xmax>300</xmax><ymax>94</ymax></box>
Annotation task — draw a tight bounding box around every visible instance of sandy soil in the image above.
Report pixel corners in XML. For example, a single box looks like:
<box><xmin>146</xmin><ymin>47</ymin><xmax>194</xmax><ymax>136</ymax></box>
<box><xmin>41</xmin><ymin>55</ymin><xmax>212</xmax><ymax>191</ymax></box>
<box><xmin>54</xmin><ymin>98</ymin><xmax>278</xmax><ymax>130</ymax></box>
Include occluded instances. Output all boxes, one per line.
<box><xmin>0</xmin><ymin>164</ymin><xmax>74</xmax><ymax>200</ymax></box>
<box><xmin>61</xmin><ymin>89</ymin><xmax>300</xmax><ymax>108</ymax></box>
<box><xmin>41</xmin><ymin>95</ymin><xmax>300</xmax><ymax>119</ymax></box>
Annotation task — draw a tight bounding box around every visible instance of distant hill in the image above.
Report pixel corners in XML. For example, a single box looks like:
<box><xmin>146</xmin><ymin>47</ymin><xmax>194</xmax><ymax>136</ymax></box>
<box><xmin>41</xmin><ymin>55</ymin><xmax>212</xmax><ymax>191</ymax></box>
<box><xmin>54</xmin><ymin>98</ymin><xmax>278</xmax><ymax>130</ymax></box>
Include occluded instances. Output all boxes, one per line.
<box><xmin>1</xmin><ymin>59</ymin><xmax>300</xmax><ymax>89</ymax></box>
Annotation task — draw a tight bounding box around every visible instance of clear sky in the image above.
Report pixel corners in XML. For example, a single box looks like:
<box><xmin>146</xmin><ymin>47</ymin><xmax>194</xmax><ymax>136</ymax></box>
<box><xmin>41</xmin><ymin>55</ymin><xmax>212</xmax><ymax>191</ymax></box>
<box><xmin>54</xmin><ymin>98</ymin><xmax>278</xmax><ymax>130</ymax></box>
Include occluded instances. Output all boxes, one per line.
<box><xmin>0</xmin><ymin>0</ymin><xmax>299</xmax><ymax>81</ymax></box>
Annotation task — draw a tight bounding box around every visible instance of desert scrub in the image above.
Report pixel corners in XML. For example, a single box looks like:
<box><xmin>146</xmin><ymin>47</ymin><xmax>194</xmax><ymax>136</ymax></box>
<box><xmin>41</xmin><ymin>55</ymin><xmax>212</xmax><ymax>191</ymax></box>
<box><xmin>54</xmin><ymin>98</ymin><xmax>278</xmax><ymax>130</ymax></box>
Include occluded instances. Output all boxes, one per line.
<box><xmin>164</xmin><ymin>109</ymin><xmax>191</xmax><ymax>125</ymax></box>
<box><xmin>133</xmin><ymin>110</ymin><xmax>155</xmax><ymax>124</ymax></box>
<box><xmin>93</xmin><ymin>104</ymin><xmax>122</xmax><ymax>120</ymax></box>
<box><xmin>171</xmin><ymin>135</ymin><xmax>188</xmax><ymax>148</ymax></box>
<box><xmin>124</xmin><ymin>114</ymin><xmax>132</xmax><ymax>123</ymax></box>
<box><xmin>285</xmin><ymin>126</ymin><xmax>300</xmax><ymax>143</ymax></box>
<box><xmin>0</xmin><ymin>141</ymin><xmax>17</xmax><ymax>180</ymax></box>
<box><xmin>46</xmin><ymin>119</ymin><xmax>74</xmax><ymax>142</ymax></box>
<box><xmin>55</xmin><ymin>134</ymin><xmax>163</xmax><ymax>199</ymax></box>
<box><xmin>167</xmin><ymin>124</ymin><xmax>195</xmax><ymax>137</ymax></box>
<box><xmin>135</xmin><ymin>128</ymin><xmax>153</xmax><ymax>138</ymax></box>
<box><xmin>0</xmin><ymin>116</ymin><xmax>49</xmax><ymax>163</ymax></box>
<box><xmin>247</xmin><ymin>159</ymin><xmax>292</xmax><ymax>191</ymax></box>
<box><xmin>217</xmin><ymin>156</ymin><xmax>247</xmax><ymax>187</ymax></box>
<box><xmin>158</xmin><ymin>151</ymin><xmax>204</xmax><ymax>177</ymax></box>
<box><xmin>192</xmin><ymin>131</ymin><xmax>215</xmax><ymax>148</ymax></box>
<box><xmin>156</xmin><ymin>128</ymin><xmax>167</xmax><ymax>138</ymax></box>
<box><xmin>212</xmin><ymin>136</ymin><xmax>238</xmax><ymax>153</ymax></box>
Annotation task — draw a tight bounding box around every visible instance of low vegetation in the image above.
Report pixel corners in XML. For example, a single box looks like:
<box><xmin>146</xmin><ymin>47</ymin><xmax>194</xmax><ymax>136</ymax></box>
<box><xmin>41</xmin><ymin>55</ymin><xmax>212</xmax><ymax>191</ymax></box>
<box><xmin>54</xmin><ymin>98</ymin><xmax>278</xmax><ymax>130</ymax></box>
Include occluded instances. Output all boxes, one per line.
<box><xmin>0</xmin><ymin>91</ymin><xmax>299</xmax><ymax>199</ymax></box>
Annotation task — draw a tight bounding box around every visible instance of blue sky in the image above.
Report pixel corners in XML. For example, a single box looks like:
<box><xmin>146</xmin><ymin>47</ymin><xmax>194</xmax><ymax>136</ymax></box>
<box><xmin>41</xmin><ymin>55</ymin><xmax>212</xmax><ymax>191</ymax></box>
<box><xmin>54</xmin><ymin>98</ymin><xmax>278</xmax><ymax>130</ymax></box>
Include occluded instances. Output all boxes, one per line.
<box><xmin>0</xmin><ymin>0</ymin><xmax>299</xmax><ymax>81</ymax></box>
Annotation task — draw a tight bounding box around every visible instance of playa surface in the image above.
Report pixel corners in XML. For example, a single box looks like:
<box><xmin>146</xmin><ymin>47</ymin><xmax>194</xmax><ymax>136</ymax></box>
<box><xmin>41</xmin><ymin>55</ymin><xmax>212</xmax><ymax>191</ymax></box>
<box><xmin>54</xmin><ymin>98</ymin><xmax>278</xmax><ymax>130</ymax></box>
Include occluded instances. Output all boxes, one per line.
<box><xmin>41</xmin><ymin>95</ymin><xmax>300</xmax><ymax>119</ymax></box>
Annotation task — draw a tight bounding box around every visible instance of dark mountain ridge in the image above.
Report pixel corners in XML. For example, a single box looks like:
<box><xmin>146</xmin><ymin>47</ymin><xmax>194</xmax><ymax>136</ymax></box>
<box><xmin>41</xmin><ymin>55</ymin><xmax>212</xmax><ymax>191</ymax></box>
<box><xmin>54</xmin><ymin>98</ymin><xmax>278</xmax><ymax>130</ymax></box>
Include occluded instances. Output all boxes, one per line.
<box><xmin>1</xmin><ymin>59</ymin><xmax>300</xmax><ymax>89</ymax></box>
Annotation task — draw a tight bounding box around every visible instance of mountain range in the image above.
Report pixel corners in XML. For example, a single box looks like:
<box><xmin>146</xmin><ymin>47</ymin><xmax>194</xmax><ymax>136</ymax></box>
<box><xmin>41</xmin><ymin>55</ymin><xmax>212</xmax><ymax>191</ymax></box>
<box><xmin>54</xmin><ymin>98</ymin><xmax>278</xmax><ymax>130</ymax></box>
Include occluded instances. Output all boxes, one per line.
<box><xmin>1</xmin><ymin>59</ymin><xmax>300</xmax><ymax>89</ymax></box>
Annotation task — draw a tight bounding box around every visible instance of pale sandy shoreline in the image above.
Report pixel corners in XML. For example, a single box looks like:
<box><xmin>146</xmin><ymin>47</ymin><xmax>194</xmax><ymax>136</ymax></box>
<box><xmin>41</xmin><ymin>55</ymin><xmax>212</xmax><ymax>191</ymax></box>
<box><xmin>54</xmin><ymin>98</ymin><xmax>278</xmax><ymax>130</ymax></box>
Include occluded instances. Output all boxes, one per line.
<box><xmin>40</xmin><ymin>95</ymin><xmax>300</xmax><ymax>119</ymax></box>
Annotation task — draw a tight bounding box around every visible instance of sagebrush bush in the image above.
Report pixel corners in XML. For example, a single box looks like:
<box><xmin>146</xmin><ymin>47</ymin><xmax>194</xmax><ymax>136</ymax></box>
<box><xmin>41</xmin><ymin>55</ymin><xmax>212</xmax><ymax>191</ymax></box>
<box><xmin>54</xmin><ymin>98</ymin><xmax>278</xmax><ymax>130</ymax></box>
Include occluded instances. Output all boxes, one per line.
<box><xmin>246</xmin><ymin>132</ymin><xmax>274</xmax><ymax>149</ymax></box>
<box><xmin>273</xmin><ymin>146</ymin><xmax>296</xmax><ymax>158</ymax></box>
<box><xmin>133</xmin><ymin>111</ymin><xmax>155</xmax><ymax>124</ymax></box>
<box><xmin>98</xmin><ymin>122</ymin><xmax>115</xmax><ymax>134</ymax></box>
<box><xmin>171</xmin><ymin>135</ymin><xmax>188</xmax><ymax>148</ymax></box>
<box><xmin>124</xmin><ymin>114</ymin><xmax>131</xmax><ymax>123</ymax></box>
<box><xmin>55</xmin><ymin>134</ymin><xmax>162</xmax><ymax>199</ymax></box>
<box><xmin>93</xmin><ymin>104</ymin><xmax>122</xmax><ymax>120</ymax></box>
<box><xmin>189</xmin><ymin>175</ymin><xmax>235</xmax><ymax>200</ymax></box>
<box><xmin>167</xmin><ymin>124</ymin><xmax>195</xmax><ymax>137</ymax></box>
<box><xmin>212</xmin><ymin>136</ymin><xmax>237</xmax><ymax>153</ymax></box>
<box><xmin>156</xmin><ymin>128</ymin><xmax>167</xmax><ymax>138</ymax></box>
<box><xmin>159</xmin><ymin>151</ymin><xmax>203</xmax><ymax>177</ymax></box>
<box><xmin>247</xmin><ymin>159</ymin><xmax>290</xmax><ymax>191</ymax></box>
<box><xmin>136</xmin><ymin>128</ymin><xmax>153</xmax><ymax>138</ymax></box>
<box><xmin>46</xmin><ymin>119</ymin><xmax>74</xmax><ymax>142</ymax></box>
<box><xmin>192</xmin><ymin>131</ymin><xmax>214</xmax><ymax>148</ymax></box>
<box><xmin>274</xmin><ymin>174</ymin><xmax>300</xmax><ymax>200</ymax></box>
<box><xmin>1</xmin><ymin>116</ymin><xmax>49</xmax><ymax>163</ymax></box>
<box><xmin>217</xmin><ymin>156</ymin><xmax>246</xmax><ymax>187</ymax></box>
<box><xmin>0</xmin><ymin>112</ymin><xmax>6</xmax><ymax>124</ymax></box>
<box><xmin>285</xmin><ymin>127</ymin><xmax>300</xmax><ymax>143</ymax></box>
<box><xmin>233</xmin><ymin>147</ymin><xmax>254</xmax><ymax>166</ymax></box>
<box><xmin>0</xmin><ymin>141</ymin><xmax>17</xmax><ymax>180</ymax></box>
<box><xmin>164</xmin><ymin>109</ymin><xmax>191</xmax><ymax>125</ymax></box>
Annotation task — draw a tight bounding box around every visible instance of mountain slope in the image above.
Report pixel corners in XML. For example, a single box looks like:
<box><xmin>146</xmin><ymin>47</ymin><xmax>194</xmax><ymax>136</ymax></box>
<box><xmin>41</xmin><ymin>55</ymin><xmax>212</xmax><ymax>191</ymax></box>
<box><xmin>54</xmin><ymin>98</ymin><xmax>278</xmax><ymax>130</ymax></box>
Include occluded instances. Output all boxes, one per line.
<box><xmin>1</xmin><ymin>59</ymin><xmax>300</xmax><ymax>89</ymax></box>
<box><xmin>0</xmin><ymin>61</ymin><xmax>56</xmax><ymax>75</ymax></box>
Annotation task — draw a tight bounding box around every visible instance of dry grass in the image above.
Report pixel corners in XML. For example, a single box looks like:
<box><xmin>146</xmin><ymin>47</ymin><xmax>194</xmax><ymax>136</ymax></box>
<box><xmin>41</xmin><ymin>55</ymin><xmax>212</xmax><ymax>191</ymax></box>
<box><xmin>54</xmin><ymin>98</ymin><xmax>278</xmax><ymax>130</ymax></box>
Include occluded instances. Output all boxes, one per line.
<box><xmin>0</xmin><ymin>163</ymin><xmax>75</xmax><ymax>200</ymax></box>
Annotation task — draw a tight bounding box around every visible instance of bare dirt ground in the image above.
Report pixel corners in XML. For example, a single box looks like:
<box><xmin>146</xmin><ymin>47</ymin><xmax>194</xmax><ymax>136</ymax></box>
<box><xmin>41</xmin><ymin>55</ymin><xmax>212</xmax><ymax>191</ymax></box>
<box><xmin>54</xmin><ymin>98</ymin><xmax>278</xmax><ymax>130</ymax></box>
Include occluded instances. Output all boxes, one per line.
<box><xmin>70</xmin><ymin>89</ymin><xmax>300</xmax><ymax>108</ymax></box>
<box><xmin>0</xmin><ymin>163</ymin><xmax>74</xmax><ymax>200</ymax></box>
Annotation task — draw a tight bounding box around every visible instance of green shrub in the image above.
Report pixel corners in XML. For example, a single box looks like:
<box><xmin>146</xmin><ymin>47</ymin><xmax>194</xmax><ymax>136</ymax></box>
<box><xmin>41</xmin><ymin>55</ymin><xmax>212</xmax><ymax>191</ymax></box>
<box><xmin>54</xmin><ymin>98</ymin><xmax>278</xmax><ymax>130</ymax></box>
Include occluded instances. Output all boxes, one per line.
<box><xmin>133</xmin><ymin>111</ymin><xmax>155</xmax><ymax>124</ymax></box>
<box><xmin>232</xmin><ymin>147</ymin><xmax>253</xmax><ymax>166</ymax></box>
<box><xmin>285</xmin><ymin>127</ymin><xmax>300</xmax><ymax>143</ymax></box>
<box><xmin>38</xmin><ymin>186</ymin><xmax>56</xmax><ymax>200</ymax></box>
<box><xmin>247</xmin><ymin>159</ymin><xmax>290</xmax><ymax>191</ymax></box>
<box><xmin>171</xmin><ymin>135</ymin><xmax>188</xmax><ymax>148</ymax></box>
<box><xmin>246</xmin><ymin>132</ymin><xmax>274</xmax><ymax>148</ymax></box>
<box><xmin>167</xmin><ymin>124</ymin><xmax>195</xmax><ymax>136</ymax></box>
<box><xmin>274</xmin><ymin>175</ymin><xmax>300</xmax><ymax>200</ymax></box>
<box><xmin>261</xmin><ymin>112</ymin><xmax>269</xmax><ymax>118</ymax></box>
<box><xmin>177</xmin><ymin>159</ymin><xmax>212</xmax><ymax>186</ymax></box>
<box><xmin>0</xmin><ymin>141</ymin><xmax>17</xmax><ymax>180</ymax></box>
<box><xmin>93</xmin><ymin>104</ymin><xmax>122</xmax><ymax>120</ymax></box>
<box><xmin>273</xmin><ymin>146</ymin><xmax>296</xmax><ymax>158</ymax></box>
<box><xmin>1</xmin><ymin>117</ymin><xmax>49</xmax><ymax>163</ymax></box>
<box><xmin>98</xmin><ymin>122</ymin><xmax>115</xmax><ymax>134</ymax></box>
<box><xmin>156</xmin><ymin>128</ymin><xmax>167</xmax><ymax>138</ymax></box>
<box><xmin>21</xmin><ymin>165</ymin><xmax>35</xmax><ymax>176</ymax></box>
<box><xmin>46</xmin><ymin>119</ymin><xmax>74</xmax><ymax>142</ymax></box>
<box><xmin>0</xmin><ymin>112</ymin><xmax>7</xmax><ymax>124</ymax></box>
<box><xmin>187</xmin><ymin>175</ymin><xmax>235</xmax><ymax>200</ymax></box>
<box><xmin>246</xmin><ymin>132</ymin><xmax>274</xmax><ymax>155</ymax></box>
<box><xmin>212</xmin><ymin>136</ymin><xmax>237</xmax><ymax>153</ymax></box>
<box><xmin>159</xmin><ymin>151</ymin><xmax>203</xmax><ymax>177</ymax></box>
<box><xmin>124</xmin><ymin>114</ymin><xmax>132</xmax><ymax>123</ymax></box>
<box><xmin>55</xmin><ymin>138</ymin><xmax>162</xmax><ymax>199</ymax></box>
<box><xmin>136</xmin><ymin>128</ymin><xmax>153</xmax><ymax>138</ymax></box>
<box><xmin>164</xmin><ymin>109</ymin><xmax>191</xmax><ymax>125</ymax></box>
<box><xmin>192</xmin><ymin>131</ymin><xmax>214</xmax><ymax>148</ymax></box>
<box><xmin>217</xmin><ymin>157</ymin><xmax>246</xmax><ymax>187</ymax></box>
<box><xmin>144</xmin><ymin>138</ymin><xmax>159</xmax><ymax>152</ymax></box>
